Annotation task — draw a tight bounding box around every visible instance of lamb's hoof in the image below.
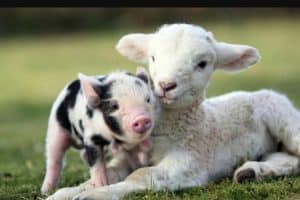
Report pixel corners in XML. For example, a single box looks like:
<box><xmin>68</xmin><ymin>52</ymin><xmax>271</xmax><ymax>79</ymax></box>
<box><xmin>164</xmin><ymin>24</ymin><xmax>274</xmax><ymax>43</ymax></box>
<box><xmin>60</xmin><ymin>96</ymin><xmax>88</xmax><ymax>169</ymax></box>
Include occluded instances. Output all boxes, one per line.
<box><xmin>235</xmin><ymin>168</ymin><xmax>256</xmax><ymax>183</ymax></box>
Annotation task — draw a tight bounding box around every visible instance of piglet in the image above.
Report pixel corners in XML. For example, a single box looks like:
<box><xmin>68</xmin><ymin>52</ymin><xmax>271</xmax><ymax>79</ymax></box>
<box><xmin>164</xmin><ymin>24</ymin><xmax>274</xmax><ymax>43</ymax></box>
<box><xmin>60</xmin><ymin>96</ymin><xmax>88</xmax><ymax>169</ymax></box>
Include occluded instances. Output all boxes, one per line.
<box><xmin>41</xmin><ymin>67</ymin><xmax>160</xmax><ymax>194</ymax></box>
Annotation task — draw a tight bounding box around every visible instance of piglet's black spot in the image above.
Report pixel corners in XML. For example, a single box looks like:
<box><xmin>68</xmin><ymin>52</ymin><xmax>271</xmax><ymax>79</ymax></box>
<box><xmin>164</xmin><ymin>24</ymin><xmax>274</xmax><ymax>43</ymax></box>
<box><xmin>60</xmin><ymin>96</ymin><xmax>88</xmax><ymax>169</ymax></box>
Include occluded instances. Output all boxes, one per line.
<box><xmin>104</xmin><ymin>115</ymin><xmax>123</xmax><ymax>135</ymax></box>
<box><xmin>91</xmin><ymin>135</ymin><xmax>110</xmax><ymax>146</ymax></box>
<box><xmin>136</xmin><ymin>74</ymin><xmax>148</xmax><ymax>84</ymax></box>
<box><xmin>115</xmin><ymin>138</ymin><xmax>124</xmax><ymax>145</ymax></box>
<box><xmin>70</xmin><ymin>123</ymin><xmax>84</xmax><ymax>149</ymax></box>
<box><xmin>56</xmin><ymin>80</ymin><xmax>80</xmax><ymax>131</ymax></box>
<box><xmin>71</xmin><ymin>123</ymin><xmax>83</xmax><ymax>142</ymax></box>
<box><xmin>78</xmin><ymin>119</ymin><xmax>84</xmax><ymax>132</ymax></box>
<box><xmin>56</xmin><ymin>105</ymin><xmax>70</xmax><ymax>132</ymax></box>
<box><xmin>135</xmin><ymin>80</ymin><xmax>142</xmax><ymax>87</ymax></box>
<box><xmin>67</xmin><ymin>80</ymin><xmax>81</xmax><ymax>108</ymax></box>
<box><xmin>86</xmin><ymin>106</ymin><xmax>94</xmax><ymax>118</ymax></box>
<box><xmin>84</xmin><ymin>146</ymin><xmax>99</xmax><ymax>167</ymax></box>
<box><xmin>97</xmin><ymin>76</ymin><xmax>107</xmax><ymax>82</ymax></box>
<box><xmin>93</xmin><ymin>81</ymin><xmax>113</xmax><ymax>100</ymax></box>
<box><xmin>125</xmin><ymin>71</ymin><xmax>149</xmax><ymax>85</ymax></box>
<box><xmin>99</xmin><ymin>100</ymin><xmax>119</xmax><ymax>114</ymax></box>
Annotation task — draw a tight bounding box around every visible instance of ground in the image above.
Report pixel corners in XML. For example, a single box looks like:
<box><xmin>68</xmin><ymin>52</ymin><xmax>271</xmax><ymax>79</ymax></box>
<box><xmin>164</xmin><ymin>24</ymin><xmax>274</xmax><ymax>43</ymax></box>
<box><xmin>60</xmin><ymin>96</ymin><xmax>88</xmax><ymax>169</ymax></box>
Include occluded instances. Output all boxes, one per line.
<box><xmin>1</xmin><ymin>17</ymin><xmax>300</xmax><ymax>200</ymax></box>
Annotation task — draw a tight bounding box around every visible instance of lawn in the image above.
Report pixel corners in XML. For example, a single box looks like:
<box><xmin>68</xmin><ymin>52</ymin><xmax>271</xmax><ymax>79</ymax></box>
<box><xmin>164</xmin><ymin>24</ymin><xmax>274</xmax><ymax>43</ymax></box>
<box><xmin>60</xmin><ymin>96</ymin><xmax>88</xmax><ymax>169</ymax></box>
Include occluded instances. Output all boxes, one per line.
<box><xmin>1</xmin><ymin>17</ymin><xmax>300</xmax><ymax>200</ymax></box>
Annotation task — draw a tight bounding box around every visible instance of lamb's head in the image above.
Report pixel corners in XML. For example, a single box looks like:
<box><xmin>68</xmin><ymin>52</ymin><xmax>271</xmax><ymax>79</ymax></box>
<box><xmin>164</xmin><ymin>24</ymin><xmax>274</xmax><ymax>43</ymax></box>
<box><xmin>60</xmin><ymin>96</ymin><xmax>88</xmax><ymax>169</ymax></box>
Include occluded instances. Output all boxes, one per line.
<box><xmin>116</xmin><ymin>23</ymin><xmax>260</xmax><ymax>109</ymax></box>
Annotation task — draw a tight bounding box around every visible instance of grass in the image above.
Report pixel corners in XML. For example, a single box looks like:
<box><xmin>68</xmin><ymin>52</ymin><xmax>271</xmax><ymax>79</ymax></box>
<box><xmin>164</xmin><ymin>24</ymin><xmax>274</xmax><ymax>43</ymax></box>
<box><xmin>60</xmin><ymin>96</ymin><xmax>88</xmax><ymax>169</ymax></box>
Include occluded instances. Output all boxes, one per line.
<box><xmin>0</xmin><ymin>17</ymin><xmax>300</xmax><ymax>200</ymax></box>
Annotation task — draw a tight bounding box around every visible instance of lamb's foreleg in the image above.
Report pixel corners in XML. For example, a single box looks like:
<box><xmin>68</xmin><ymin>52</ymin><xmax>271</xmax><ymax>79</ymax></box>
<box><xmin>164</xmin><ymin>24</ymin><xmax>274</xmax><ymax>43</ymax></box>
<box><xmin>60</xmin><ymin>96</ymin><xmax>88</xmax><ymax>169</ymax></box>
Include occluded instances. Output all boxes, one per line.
<box><xmin>72</xmin><ymin>151</ymin><xmax>208</xmax><ymax>200</ymax></box>
<box><xmin>233</xmin><ymin>152</ymin><xmax>300</xmax><ymax>183</ymax></box>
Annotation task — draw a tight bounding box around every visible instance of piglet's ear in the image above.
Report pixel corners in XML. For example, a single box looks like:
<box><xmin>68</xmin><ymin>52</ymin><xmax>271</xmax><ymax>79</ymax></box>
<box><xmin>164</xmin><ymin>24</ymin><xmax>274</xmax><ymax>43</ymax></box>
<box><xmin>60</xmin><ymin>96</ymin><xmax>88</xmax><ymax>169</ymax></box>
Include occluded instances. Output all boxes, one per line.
<box><xmin>116</xmin><ymin>33</ymin><xmax>153</xmax><ymax>64</ymax></box>
<box><xmin>215</xmin><ymin>42</ymin><xmax>261</xmax><ymax>72</ymax></box>
<box><xmin>78</xmin><ymin>73</ymin><xmax>101</xmax><ymax>108</ymax></box>
<box><xmin>136</xmin><ymin>66</ymin><xmax>150</xmax><ymax>85</ymax></box>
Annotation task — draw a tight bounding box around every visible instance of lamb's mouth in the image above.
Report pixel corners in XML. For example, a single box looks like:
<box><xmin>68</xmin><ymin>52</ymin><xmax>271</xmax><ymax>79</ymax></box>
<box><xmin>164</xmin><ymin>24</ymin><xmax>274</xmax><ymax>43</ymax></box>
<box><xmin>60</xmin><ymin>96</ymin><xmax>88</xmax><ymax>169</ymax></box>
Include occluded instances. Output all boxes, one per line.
<box><xmin>159</xmin><ymin>93</ymin><xmax>183</xmax><ymax>104</ymax></box>
<box><xmin>160</xmin><ymin>97</ymin><xmax>177</xmax><ymax>104</ymax></box>
<box><xmin>159</xmin><ymin>89</ymin><xmax>187</xmax><ymax>104</ymax></box>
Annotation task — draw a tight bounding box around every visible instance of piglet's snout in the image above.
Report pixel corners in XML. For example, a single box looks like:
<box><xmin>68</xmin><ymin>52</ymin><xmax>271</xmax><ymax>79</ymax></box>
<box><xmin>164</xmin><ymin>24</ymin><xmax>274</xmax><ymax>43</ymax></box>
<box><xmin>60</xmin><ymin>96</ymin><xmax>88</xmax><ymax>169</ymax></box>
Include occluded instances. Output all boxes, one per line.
<box><xmin>131</xmin><ymin>115</ymin><xmax>152</xmax><ymax>134</ymax></box>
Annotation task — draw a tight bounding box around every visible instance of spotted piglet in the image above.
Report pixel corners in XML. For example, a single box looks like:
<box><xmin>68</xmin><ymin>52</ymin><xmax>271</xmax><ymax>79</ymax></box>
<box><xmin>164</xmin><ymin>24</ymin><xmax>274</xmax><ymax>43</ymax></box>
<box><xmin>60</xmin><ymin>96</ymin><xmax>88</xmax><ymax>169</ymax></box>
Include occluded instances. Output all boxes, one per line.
<box><xmin>41</xmin><ymin>68</ymin><xmax>159</xmax><ymax>194</ymax></box>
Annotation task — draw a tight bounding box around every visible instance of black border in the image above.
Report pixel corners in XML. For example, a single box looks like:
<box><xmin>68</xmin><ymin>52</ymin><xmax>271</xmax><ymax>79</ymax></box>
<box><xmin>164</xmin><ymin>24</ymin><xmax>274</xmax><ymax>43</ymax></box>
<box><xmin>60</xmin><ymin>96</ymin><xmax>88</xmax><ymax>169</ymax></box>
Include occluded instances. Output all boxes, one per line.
<box><xmin>0</xmin><ymin>1</ymin><xmax>300</xmax><ymax>7</ymax></box>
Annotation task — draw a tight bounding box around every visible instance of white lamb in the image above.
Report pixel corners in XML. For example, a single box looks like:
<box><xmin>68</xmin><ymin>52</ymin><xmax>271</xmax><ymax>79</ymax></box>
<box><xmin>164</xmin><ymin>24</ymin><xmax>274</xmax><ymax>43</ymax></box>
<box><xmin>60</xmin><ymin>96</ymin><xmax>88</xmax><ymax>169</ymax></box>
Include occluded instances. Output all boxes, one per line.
<box><xmin>47</xmin><ymin>23</ymin><xmax>300</xmax><ymax>200</ymax></box>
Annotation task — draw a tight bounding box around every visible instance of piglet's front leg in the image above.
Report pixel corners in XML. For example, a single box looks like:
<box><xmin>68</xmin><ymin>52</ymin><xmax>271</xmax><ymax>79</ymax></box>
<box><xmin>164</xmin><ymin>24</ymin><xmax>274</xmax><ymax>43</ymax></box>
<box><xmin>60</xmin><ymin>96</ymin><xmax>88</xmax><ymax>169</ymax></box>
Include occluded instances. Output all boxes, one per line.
<box><xmin>137</xmin><ymin>138</ymin><xmax>152</xmax><ymax>166</ymax></box>
<box><xmin>90</xmin><ymin>163</ymin><xmax>108</xmax><ymax>187</ymax></box>
<box><xmin>82</xmin><ymin>146</ymin><xmax>108</xmax><ymax>188</ymax></box>
<box><xmin>127</xmin><ymin>138</ymin><xmax>152</xmax><ymax>170</ymax></box>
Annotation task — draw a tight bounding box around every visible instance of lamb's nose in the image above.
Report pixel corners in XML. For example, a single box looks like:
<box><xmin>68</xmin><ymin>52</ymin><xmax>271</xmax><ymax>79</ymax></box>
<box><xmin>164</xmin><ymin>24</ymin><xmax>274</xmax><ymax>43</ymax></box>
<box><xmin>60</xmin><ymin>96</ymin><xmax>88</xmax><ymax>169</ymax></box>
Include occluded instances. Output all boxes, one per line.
<box><xmin>159</xmin><ymin>81</ymin><xmax>177</xmax><ymax>92</ymax></box>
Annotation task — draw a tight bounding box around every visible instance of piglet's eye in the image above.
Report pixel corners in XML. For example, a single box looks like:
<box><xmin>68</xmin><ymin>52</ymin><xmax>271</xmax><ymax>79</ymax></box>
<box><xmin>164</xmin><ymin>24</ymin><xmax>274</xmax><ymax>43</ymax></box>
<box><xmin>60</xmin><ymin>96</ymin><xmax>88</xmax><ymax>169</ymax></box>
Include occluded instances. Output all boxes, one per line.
<box><xmin>196</xmin><ymin>61</ymin><xmax>207</xmax><ymax>70</ymax></box>
<box><xmin>111</xmin><ymin>101</ymin><xmax>119</xmax><ymax>110</ymax></box>
<box><xmin>151</xmin><ymin>56</ymin><xmax>155</xmax><ymax>62</ymax></box>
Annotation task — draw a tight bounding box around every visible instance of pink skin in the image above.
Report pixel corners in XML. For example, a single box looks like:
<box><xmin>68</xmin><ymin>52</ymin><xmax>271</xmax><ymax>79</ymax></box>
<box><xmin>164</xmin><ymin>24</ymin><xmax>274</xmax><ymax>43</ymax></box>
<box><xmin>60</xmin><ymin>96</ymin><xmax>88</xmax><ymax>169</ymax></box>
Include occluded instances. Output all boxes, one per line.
<box><xmin>90</xmin><ymin>162</ymin><xmax>108</xmax><ymax>187</ymax></box>
<box><xmin>123</xmin><ymin>107</ymin><xmax>153</xmax><ymax>137</ymax></box>
<box><xmin>134</xmin><ymin>138</ymin><xmax>152</xmax><ymax>167</ymax></box>
<box><xmin>42</xmin><ymin>118</ymin><xmax>109</xmax><ymax>192</ymax></box>
<box><xmin>131</xmin><ymin>115</ymin><xmax>152</xmax><ymax>134</ymax></box>
<box><xmin>112</xmin><ymin>138</ymin><xmax>152</xmax><ymax>170</ymax></box>
<box><xmin>126</xmin><ymin>151</ymin><xmax>142</xmax><ymax>170</ymax></box>
<box><xmin>139</xmin><ymin>139</ymin><xmax>152</xmax><ymax>151</ymax></box>
<box><xmin>128</xmin><ymin>138</ymin><xmax>152</xmax><ymax>169</ymax></box>
<box><xmin>41</xmin><ymin>119</ymin><xmax>71</xmax><ymax>194</ymax></box>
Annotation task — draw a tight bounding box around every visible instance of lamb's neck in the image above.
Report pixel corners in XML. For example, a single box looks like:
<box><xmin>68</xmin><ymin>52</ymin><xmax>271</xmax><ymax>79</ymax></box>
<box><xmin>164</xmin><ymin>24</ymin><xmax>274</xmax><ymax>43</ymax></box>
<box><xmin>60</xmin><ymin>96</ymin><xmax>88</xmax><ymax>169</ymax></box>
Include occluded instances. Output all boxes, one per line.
<box><xmin>164</xmin><ymin>99</ymin><xmax>203</xmax><ymax>119</ymax></box>
<box><xmin>154</xmin><ymin>96</ymin><xmax>206</xmax><ymax>136</ymax></box>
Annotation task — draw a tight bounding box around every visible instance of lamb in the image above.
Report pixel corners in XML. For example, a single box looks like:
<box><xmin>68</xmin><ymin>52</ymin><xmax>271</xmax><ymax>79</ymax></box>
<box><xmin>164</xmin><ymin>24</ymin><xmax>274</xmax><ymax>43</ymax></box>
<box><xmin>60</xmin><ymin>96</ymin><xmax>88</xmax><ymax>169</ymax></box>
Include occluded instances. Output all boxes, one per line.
<box><xmin>47</xmin><ymin>23</ymin><xmax>300</xmax><ymax>200</ymax></box>
<box><xmin>41</xmin><ymin>69</ymin><xmax>159</xmax><ymax>194</ymax></box>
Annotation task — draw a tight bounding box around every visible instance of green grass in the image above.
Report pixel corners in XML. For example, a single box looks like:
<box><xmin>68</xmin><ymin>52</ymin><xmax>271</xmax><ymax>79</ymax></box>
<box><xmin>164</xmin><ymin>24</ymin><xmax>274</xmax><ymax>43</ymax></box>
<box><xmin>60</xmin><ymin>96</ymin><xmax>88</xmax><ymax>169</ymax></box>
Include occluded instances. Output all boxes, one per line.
<box><xmin>1</xmin><ymin>17</ymin><xmax>300</xmax><ymax>200</ymax></box>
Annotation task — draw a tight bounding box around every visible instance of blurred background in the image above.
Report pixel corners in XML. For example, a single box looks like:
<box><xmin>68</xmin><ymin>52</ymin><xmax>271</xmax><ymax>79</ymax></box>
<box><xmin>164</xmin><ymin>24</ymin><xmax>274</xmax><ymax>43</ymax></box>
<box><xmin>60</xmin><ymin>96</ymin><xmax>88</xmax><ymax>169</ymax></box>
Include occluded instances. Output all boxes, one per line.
<box><xmin>0</xmin><ymin>8</ymin><xmax>299</xmax><ymax>199</ymax></box>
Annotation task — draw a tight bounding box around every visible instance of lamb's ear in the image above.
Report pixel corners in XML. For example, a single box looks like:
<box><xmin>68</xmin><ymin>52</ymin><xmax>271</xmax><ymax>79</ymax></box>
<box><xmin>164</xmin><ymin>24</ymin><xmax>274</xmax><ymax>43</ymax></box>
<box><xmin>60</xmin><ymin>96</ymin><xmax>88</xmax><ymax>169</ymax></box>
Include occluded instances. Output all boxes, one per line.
<box><xmin>214</xmin><ymin>42</ymin><xmax>261</xmax><ymax>72</ymax></box>
<box><xmin>116</xmin><ymin>33</ymin><xmax>153</xmax><ymax>64</ymax></box>
<box><xmin>78</xmin><ymin>73</ymin><xmax>101</xmax><ymax>108</ymax></box>
<box><xmin>136</xmin><ymin>66</ymin><xmax>150</xmax><ymax>85</ymax></box>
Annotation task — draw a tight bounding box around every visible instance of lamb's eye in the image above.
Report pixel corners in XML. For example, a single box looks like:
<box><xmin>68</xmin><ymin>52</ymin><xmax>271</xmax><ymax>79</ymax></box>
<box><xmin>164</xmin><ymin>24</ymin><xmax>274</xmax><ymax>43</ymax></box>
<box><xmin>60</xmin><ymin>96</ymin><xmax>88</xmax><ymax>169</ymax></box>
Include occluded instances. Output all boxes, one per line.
<box><xmin>196</xmin><ymin>61</ymin><xmax>207</xmax><ymax>70</ymax></box>
<box><xmin>146</xmin><ymin>96</ymin><xmax>151</xmax><ymax>103</ymax></box>
<box><xmin>151</xmin><ymin>56</ymin><xmax>155</xmax><ymax>62</ymax></box>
